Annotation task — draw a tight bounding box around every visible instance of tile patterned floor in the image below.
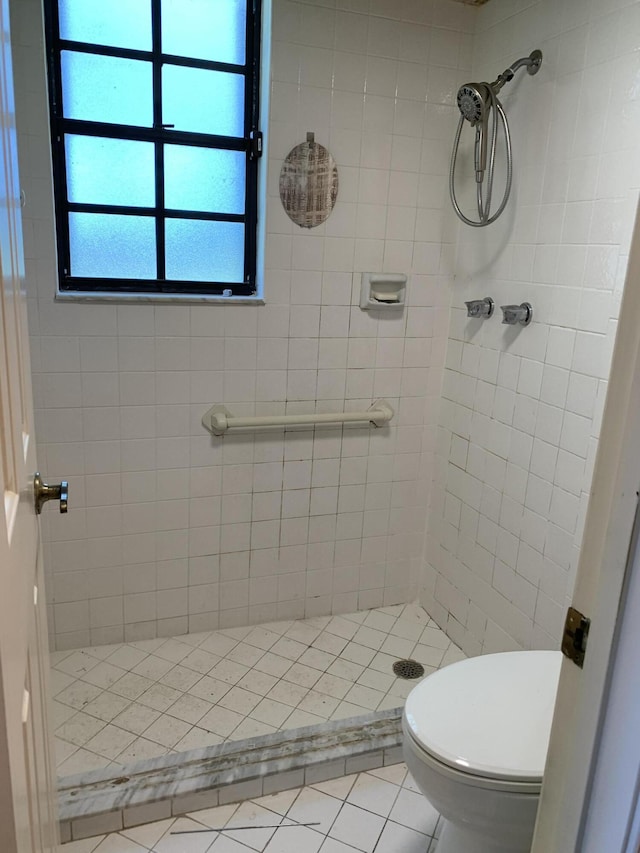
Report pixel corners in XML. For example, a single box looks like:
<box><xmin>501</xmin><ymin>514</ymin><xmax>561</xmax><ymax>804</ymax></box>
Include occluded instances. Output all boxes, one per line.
<box><xmin>59</xmin><ymin>763</ymin><xmax>442</xmax><ymax>852</ymax></box>
<box><xmin>51</xmin><ymin>603</ymin><xmax>464</xmax><ymax>777</ymax></box>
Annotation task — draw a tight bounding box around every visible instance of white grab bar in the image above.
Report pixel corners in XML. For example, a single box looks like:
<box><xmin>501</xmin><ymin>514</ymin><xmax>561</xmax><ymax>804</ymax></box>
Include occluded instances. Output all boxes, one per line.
<box><xmin>201</xmin><ymin>400</ymin><xmax>394</xmax><ymax>436</ymax></box>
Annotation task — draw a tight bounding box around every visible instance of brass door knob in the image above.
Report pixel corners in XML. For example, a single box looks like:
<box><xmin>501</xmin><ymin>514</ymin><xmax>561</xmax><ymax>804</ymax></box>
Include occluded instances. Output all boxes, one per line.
<box><xmin>33</xmin><ymin>473</ymin><xmax>68</xmax><ymax>515</ymax></box>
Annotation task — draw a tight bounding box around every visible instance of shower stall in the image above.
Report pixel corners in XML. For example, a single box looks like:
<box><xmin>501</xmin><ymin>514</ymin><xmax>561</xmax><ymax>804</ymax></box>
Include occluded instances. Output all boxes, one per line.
<box><xmin>10</xmin><ymin>0</ymin><xmax>637</xmax><ymax>833</ymax></box>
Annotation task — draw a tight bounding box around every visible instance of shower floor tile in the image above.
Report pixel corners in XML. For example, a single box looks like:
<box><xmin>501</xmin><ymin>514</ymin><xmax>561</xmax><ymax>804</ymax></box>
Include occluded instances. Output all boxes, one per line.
<box><xmin>60</xmin><ymin>763</ymin><xmax>443</xmax><ymax>853</ymax></box>
<box><xmin>51</xmin><ymin>602</ymin><xmax>464</xmax><ymax>777</ymax></box>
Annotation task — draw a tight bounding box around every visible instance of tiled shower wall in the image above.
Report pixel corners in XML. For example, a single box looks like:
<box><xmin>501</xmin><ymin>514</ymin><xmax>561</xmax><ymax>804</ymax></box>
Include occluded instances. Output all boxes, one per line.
<box><xmin>12</xmin><ymin>0</ymin><xmax>476</xmax><ymax>649</ymax></box>
<box><xmin>422</xmin><ymin>0</ymin><xmax>640</xmax><ymax>655</ymax></box>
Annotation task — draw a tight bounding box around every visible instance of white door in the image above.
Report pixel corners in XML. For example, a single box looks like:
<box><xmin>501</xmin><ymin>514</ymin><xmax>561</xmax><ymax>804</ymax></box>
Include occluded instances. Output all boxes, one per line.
<box><xmin>0</xmin><ymin>0</ymin><xmax>59</xmax><ymax>848</ymax></box>
<box><xmin>532</xmin><ymin>198</ymin><xmax>640</xmax><ymax>851</ymax></box>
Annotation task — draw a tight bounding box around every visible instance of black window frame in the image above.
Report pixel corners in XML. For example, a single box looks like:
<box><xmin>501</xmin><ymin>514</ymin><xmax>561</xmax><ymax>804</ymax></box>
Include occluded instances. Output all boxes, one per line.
<box><xmin>43</xmin><ymin>0</ymin><xmax>262</xmax><ymax>297</ymax></box>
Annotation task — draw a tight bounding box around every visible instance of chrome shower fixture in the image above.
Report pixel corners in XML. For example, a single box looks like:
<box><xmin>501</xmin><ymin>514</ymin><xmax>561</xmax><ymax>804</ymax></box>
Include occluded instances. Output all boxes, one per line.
<box><xmin>450</xmin><ymin>50</ymin><xmax>542</xmax><ymax>227</ymax></box>
<box><xmin>501</xmin><ymin>302</ymin><xmax>533</xmax><ymax>326</ymax></box>
<box><xmin>465</xmin><ymin>297</ymin><xmax>494</xmax><ymax>319</ymax></box>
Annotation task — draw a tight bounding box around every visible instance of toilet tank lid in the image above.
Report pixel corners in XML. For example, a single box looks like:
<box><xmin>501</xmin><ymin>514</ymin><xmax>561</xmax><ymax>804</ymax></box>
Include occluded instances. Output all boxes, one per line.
<box><xmin>403</xmin><ymin>650</ymin><xmax>563</xmax><ymax>782</ymax></box>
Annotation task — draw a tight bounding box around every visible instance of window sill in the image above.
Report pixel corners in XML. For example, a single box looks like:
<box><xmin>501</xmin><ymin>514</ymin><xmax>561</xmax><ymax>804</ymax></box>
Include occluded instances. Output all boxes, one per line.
<box><xmin>55</xmin><ymin>291</ymin><xmax>265</xmax><ymax>306</ymax></box>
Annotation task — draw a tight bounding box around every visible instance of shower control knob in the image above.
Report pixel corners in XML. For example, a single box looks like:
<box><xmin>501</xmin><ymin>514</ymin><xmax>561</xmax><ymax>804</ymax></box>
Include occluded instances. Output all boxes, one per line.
<box><xmin>500</xmin><ymin>302</ymin><xmax>533</xmax><ymax>327</ymax></box>
<box><xmin>465</xmin><ymin>297</ymin><xmax>494</xmax><ymax>319</ymax></box>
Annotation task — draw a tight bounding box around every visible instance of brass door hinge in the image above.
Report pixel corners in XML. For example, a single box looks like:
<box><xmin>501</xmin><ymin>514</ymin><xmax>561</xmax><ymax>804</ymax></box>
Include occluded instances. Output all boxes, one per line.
<box><xmin>561</xmin><ymin>606</ymin><xmax>590</xmax><ymax>668</ymax></box>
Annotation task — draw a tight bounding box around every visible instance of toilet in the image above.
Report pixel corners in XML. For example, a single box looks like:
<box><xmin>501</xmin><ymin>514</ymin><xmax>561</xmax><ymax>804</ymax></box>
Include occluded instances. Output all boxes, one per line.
<box><xmin>402</xmin><ymin>650</ymin><xmax>562</xmax><ymax>853</ymax></box>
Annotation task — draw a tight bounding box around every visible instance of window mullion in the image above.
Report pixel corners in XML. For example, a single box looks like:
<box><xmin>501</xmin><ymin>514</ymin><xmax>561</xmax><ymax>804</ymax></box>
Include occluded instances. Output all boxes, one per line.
<box><xmin>56</xmin><ymin>39</ymin><xmax>247</xmax><ymax>77</ymax></box>
<box><xmin>44</xmin><ymin>0</ymin><xmax>72</xmax><ymax>281</ymax></box>
<box><xmin>151</xmin><ymin>0</ymin><xmax>165</xmax><ymax>280</ymax></box>
<box><xmin>244</xmin><ymin>0</ymin><xmax>261</xmax><ymax>286</ymax></box>
<box><xmin>44</xmin><ymin>0</ymin><xmax>261</xmax><ymax>296</ymax></box>
<box><xmin>58</xmin><ymin>119</ymin><xmax>248</xmax><ymax>151</ymax></box>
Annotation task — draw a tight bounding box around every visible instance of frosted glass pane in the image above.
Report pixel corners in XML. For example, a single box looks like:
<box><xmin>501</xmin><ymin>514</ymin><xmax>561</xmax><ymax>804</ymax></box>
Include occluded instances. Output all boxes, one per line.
<box><xmin>164</xmin><ymin>146</ymin><xmax>245</xmax><ymax>214</ymax></box>
<box><xmin>165</xmin><ymin>219</ymin><xmax>244</xmax><ymax>282</ymax></box>
<box><xmin>69</xmin><ymin>213</ymin><xmax>156</xmax><ymax>278</ymax></box>
<box><xmin>162</xmin><ymin>66</ymin><xmax>244</xmax><ymax>137</ymax></box>
<box><xmin>65</xmin><ymin>136</ymin><xmax>155</xmax><ymax>206</ymax></box>
<box><xmin>62</xmin><ymin>51</ymin><xmax>152</xmax><ymax>126</ymax></box>
<box><xmin>59</xmin><ymin>0</ymin><xmax>152</xmax><ymax>51</ymax></box>
<box><xmin>161</xmin><ymin>0</ymin><xmax>246</xmax><ymax>65</ymax></box>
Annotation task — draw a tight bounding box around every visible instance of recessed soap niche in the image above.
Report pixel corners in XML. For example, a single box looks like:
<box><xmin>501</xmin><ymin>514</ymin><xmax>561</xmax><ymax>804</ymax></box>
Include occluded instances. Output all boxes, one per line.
<box><xmin>360</xmin><ymin>272</ymin><xmax>407</xmax><ymax>311</ymax></box>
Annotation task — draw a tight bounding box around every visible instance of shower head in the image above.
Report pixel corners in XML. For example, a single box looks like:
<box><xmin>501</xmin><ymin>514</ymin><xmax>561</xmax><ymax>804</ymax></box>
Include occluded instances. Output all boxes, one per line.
<box><xmin>456</xmin><ymin>83</ymin><xmax>491</xmax><ymax>125</ymax></box>
<box><xmin>450</xmin><ymin>49</ymin><xmax>542</xmax><ymax>227</ymax></box>
<box><xmin>457</xmin><ymin>50</ymin><xmax>544</xmax><ymax>123</ymax></box>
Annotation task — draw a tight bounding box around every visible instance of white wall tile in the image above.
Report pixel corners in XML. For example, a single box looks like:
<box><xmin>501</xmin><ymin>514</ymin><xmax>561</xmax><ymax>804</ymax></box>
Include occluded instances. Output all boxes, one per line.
<box><xmin>19</xmin><ymin>0</ymin><xmax>636</xmax><ymax>654</ymax></box>
<box><xmin>423</xmin><ymin>0</ymin><xmax>638</xmax><ymax>656</ymax></box>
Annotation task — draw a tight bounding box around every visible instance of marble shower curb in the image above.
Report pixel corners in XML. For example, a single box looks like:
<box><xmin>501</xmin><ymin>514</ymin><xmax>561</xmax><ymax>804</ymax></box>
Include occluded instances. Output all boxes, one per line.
<box><xmin>59</xmin><ymin>707</ymin><xmax>404</xmax><ymax>842</ymax></box>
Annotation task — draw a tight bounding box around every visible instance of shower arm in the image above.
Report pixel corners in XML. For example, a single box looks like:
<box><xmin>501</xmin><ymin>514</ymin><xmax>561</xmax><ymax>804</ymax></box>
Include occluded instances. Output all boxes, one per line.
<box><xmin>491</xmin><ymin>49</ymin><xmax>543</xmax><ymax>94</ymax></box>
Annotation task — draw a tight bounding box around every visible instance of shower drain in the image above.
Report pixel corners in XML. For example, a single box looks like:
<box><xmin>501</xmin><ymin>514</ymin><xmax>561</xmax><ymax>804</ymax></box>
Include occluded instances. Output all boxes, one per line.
<box><xmin>392</xmin><ymin>659</ymin><xmax>425</xmax><ymax>680</ymax></box>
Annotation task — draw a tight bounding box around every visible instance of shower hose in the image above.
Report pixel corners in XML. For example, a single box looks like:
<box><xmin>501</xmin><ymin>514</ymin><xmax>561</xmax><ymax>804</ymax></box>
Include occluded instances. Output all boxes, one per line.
<box><xmin>449</xmin><ymin>85</ymin><xmax>513</xmax><ymax>227</ymax></box>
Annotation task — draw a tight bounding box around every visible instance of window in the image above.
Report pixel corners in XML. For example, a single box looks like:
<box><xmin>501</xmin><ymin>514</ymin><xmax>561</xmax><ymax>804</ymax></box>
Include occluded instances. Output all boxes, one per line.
<box><xmin>44</xmin><ymin>0</ymin><xmax>263</xmax><ymax>296</ymax></box>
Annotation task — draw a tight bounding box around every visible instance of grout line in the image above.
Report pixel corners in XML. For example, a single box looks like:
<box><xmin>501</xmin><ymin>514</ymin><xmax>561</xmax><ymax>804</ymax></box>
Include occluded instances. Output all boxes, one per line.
<box><xmin>54</xmin><ymin>603</ymin><xmax>459</xmax><ymax>841</ymax></box>
<box><xmin>53</xmin><ymin>603</ymin><xmax>458</xmax><ymax>778</ymax></box>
